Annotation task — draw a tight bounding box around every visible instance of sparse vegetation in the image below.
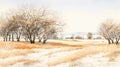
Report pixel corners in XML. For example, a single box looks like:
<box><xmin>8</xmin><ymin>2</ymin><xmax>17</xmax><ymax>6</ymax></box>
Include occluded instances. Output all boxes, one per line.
<box><xmin>0</xmin><ymin>0</ymin><xmax>120</xmax><ymax>67</ymax></box>
<box><xmin>75</xmin><ymin>35</ymin><xmax>83</xmax><ymax>39</ymax></box>
<box><xmin>0</xmin><ymin>5</ymin><xmax>63</xmax><ymax>44</ymax></box>
<box><xmin>87</xmin><ymin>32</ymin><xmax>93</xmax><ymax>39</ymax></box>
<box><xmin>98</xmin><ymin>21</ymin><xmax>120</xmax><ymax>44</ymax></box>
<box><xmin>0</xmin><ymin>40</ymin><xmax>120</xmax><ymax>67</ymax></box>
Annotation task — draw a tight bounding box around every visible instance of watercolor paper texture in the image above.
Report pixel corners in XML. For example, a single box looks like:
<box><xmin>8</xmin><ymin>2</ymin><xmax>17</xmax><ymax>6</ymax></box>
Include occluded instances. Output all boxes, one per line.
<box><xmin>0</xmin><ymin>0</ymin><xmax>120</xmax><ymax>67</ymax></box>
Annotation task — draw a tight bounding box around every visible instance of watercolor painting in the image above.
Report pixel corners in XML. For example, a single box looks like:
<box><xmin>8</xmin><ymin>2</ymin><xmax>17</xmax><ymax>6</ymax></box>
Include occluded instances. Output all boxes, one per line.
<box><xmin>0</xmin><ymin>0</ymin><xmax>120</xmax><ymax>67</ymax></box>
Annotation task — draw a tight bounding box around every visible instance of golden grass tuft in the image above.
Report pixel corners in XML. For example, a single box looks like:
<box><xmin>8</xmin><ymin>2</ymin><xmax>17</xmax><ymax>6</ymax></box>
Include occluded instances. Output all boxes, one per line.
<box><xmin>14</xmin><ymin>43</ymin><xmax>41</xmax><ymax>49</ymax></box>
<box><xmin>48</xmin><ymin>44</ymin><xmax>120</xmax><ymax>66</ymax></box>
<box><xmin>104</xmin><ymin>50</ymin><xmax>120</xmax><ymax>61</ymax></box>
<box><xmin>0</xmin><ymin>42</ymin><xmax>15</xmax><ymax>49</ymax></box>
<box><xmin>0</xmin><ymin>49</ymin><xmax>34</xmax><ymax>58</ymax></box>
<box><xmin>0</xmin><ymin>41</ymin><xmax>84</xmax><ymax>49</ymax></box>
<box><xmin>0</xmin><ymin>58</ymin><xmax>41</xmax><ymax>67</ymax></box>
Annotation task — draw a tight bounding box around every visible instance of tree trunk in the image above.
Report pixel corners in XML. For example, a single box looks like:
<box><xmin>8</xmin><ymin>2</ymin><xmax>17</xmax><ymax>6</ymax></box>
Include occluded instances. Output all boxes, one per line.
<box><xmin>3</xmin><ymin>37</ymin><xmax>7</xmax><ymax>41</ymax></box>
<box><xmin>16</xmin><ymin>36</ymin><xmax>20</xmax><ymax>41</ymax></box>
<box><xmin>116</xmin><ymin>41</ymin><xmax>118</xmax><ymax>44</ymax></box>
<box><xmin>111</xmin><ymin>39</ymin><xmax>114</xmax><ymax>44</ymax></box>
<box><xmin>3</xmin><ymin>37</ymin><xmax>5</xmax><ymax>41</ymax></box>
<box><xmin>115</xmin><ymin>38</ymin><xmax>119</xmax><ymax>44</ymax></box>
<box><xmin>28</xmin><ymin>34</ymin><xmax>36</xmax><ymax>44</ymax></box>
<box><xmin>12</xmin><ymin>34</ymin><xmax>14</xmax><ymax>41</ymax></box>
<box><xmin>8</xmin><ymin>35</ymin><xmax>11</xmax><ymax>41</ymax></box>
<box><xmin>42</xmin><ymin>39</ymin><xmax>47</xmax><ymax>44</ymax></box>
<box><xmin>39</xmin><ymin>38</ymin><xmax>42</xmax><ymax>42</ymax></box>
<box><xmin>30</xmin><ymin>40</ymin><xmax>35</xmax><ymax>44</ymax></box>
<box><xmin>17</xmin><ymin>38</ymin><xmax>20</xmax><ymax>41</ymax></box>
<box><xmin>16</xmin><ymin>33</ymin><xmax>21</xmax><ymax>42</ymax></box>
<box><xmin>108</xmin><ymin>39</ymin><xmax>111</xmax><ymax>44</ymax></box>
<box><xmin>29</xmin><ymin>35</ymin><xmax>35</xmax><ymax>44</ymax></box>
<box><xmin>5</xmin><ymin>36</ymin><xmax>8</xmax><ymax>41</ymax></box>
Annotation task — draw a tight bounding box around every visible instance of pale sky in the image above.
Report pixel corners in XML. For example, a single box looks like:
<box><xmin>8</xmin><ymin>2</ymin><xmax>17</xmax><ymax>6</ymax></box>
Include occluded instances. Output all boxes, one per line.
<box><xmin>0</xmin><ymin>0</ymin><xmax>120</xmax><ymax>33</ymax></box>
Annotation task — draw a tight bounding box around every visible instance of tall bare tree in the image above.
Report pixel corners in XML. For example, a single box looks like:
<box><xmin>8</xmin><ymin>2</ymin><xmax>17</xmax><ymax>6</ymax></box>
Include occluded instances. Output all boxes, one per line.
<box><xmin>98</xmin><ymin>21</ymin><xmax>120</xmax><ymax>44</ymax></box>
<box><xmin>0</xmin><ymin>5</ymin><xmax>63</xmax><ymax>44</ymax></box>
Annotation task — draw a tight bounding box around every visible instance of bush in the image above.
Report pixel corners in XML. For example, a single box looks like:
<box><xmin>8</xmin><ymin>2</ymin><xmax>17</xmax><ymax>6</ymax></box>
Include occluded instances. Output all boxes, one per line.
<box><xmin>87</xmin><ymin>32</ymin><xmax>93</xmax><ymax>39</ymax></box>
<box><xmin>75</xmin><ymin>36</ymin><xmax>82</xmax><ymax>39</ymax></box>
<box><xmin>95</xmin><ymin>37</ymin><xmax>102</xmax><ymax>39</ymax></box>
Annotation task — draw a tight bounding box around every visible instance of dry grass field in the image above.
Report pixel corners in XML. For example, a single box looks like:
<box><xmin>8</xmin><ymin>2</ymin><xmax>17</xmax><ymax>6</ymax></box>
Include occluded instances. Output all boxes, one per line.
<box><xmin>0</xmin><ymin>40</ymin><xmax>120</xmax><ymax>67</ymax></box>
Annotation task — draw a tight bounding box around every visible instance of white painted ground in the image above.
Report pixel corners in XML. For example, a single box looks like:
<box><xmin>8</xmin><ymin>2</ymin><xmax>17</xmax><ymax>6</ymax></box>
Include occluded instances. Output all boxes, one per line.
<box><xmin>1</xmin><ymin>48</ymin><xmax>120</xmax><ymax>67</ymax></box>
<box><xmin>55</xmin><ymin>53</ymin><xmax>120</xmax><ymax>67</ymax></box>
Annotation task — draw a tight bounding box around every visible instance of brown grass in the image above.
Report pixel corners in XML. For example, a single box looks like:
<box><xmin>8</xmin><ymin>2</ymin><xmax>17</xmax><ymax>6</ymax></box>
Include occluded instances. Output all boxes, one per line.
<box><xmin>7</xmin><ymin>42</ymin><xmax>83</xmax><ymax>49</ymax></box>
<box><xmin>0</xmin><ymin>58</ymin><xmax>41</xmax><ymax>67</ymax></box>
<box><xmin>48</xmin><ymin>44</ymin><xmax>120</xmax><ymax>66</ymax></box>
<box><xmin>44</xmin><ymin>47</ymin><xmax>82</xmax><ymax>56</ymax></box>
<box><xmin>104</xmin><ymin>50</ymin><xmax>120</xmax><ymax>61</ymax></box>
<box><xmin>0</xmin><ymin>41</ymin><xmax>83</xmax><ymax>58</ymax></box>
<box><xmin>1</xmin><ymin>41</ymin><xmax>120</xmax><ymax>66</ymax></box>
<box><xmin>14</xmin><ymin>43</ymin><xmax>41</xmax><ymax>49</ymax></box>
<box><xmin>0</xmin><ymin>49</ymin><xmax>34</xmax><ymax>58</ymax></box>
<box><xmin>0</xmin><ymin>42</ymin><xmax>15</xmax><ymax>49</ymax></box>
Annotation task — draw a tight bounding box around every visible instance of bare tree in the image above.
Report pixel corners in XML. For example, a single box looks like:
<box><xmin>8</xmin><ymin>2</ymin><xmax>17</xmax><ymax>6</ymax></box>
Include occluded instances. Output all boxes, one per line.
<box><xmin>0</xmin><ymin>5</ymin><xmax>63</xmax><ymax>44</ymax></box>
<box><xmin>0</xmin><ymin>25</ymin><xmax>9</xmax><ymax>41</ymax></box>
<box><xmin>98</xmin><ymin>21</ymin><xmax>120</xmax><ymax>44</ymax></box>
<box><xmin>111</xmin><ymin>24</ymin><xmax>120</xmax><ymax>44</ymax></box>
